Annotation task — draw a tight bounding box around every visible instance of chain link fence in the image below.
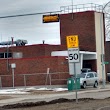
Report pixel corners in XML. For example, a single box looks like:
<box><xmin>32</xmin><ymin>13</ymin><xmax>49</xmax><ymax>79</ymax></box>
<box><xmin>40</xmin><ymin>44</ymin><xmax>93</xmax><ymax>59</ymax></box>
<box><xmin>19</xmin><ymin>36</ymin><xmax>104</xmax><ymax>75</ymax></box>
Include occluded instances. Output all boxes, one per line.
<box><xmin>0</xmin><ymin>72</ymin><xmax>69</xmax><ymax>88</ymax></box>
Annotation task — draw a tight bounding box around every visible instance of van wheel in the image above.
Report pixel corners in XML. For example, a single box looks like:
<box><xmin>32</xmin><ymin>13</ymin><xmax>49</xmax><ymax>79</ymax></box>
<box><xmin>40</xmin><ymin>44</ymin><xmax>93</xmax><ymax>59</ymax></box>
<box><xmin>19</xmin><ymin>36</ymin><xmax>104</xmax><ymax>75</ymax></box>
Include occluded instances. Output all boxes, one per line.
<box><xmin>83</xmin><ymin>82</ymin><xmax>86</xmax><ymax>89</ymax></box>
<box><xmin>94</xmin><ymin>81</ymin><xmax>98</xmax><ymax>88</ymax></box>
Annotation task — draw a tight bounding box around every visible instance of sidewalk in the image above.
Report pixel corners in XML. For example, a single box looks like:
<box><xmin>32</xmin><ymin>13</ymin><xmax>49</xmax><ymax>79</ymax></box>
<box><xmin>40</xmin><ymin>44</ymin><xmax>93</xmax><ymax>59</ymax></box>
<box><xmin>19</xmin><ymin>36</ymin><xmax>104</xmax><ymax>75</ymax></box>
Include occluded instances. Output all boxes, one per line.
<box><xmin>0</xmin><ymin>84</ymin><xmax>110</xmax><ymax>106</ymax></box>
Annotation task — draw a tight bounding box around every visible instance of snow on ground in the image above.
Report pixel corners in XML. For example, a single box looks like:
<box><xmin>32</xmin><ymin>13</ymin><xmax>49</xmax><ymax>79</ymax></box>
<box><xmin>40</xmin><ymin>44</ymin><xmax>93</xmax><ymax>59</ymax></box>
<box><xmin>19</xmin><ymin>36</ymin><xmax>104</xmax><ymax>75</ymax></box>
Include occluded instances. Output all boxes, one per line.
<box><xmin>36</xmin><ymin>87</ymin><xmax>68</xmax><ymax>91</ymax></box>
<box><xmin>0</xmin><ymin>87</ymin><xmax>68</xmax><ymax>94</ymax></box>
<box><xmin>0</xmin><ymin>88</ymin><xmax>28</xmax><ymax>94</ymax></box>
<box><xmin>53</xmin><ymin>88</ymin><xmax>68</xmax><ymax>92</ymax></box>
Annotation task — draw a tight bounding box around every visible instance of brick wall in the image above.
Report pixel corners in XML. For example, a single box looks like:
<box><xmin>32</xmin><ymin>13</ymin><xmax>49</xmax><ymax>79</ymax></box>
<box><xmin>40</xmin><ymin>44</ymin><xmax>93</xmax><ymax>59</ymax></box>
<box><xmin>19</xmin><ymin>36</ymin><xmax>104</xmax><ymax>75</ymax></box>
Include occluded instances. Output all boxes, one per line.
<box><xmin>0</xmin><ymin>44</ymin><xmax>67</xmax><ymax>58</ymax></box>
<box><xmin>0</xmin><ymin>56</ymin><xmax>70</xmax><ymax>87</ymax></box>
<box><xmin>0</xmin><ymin>56</ymin><xmax>69</xmax><ymax>74</ymax></box>
<box><xmin>105</xmin><ymin>41</ymin><xmax>110</xmax><ymax>73</ymax></box>
<box><xmin>60</xmin><ymin>11</ymin><xmax>96</xmax><ymax>51</ymax></box>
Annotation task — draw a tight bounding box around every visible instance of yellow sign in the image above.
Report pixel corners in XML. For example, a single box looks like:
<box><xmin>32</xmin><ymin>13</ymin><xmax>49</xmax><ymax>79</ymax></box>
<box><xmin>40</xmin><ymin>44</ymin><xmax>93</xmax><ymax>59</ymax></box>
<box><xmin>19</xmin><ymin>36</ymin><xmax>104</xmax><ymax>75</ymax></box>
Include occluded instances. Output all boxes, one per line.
<box><xmin>43</xmin><ymin>14</ymin><xmax>59</xmax><ymax>23</ymax></box>
<box><xmin>66</xmin><ymin>35</ymin><xmax>79</xmax><ymax>48</ymax></box>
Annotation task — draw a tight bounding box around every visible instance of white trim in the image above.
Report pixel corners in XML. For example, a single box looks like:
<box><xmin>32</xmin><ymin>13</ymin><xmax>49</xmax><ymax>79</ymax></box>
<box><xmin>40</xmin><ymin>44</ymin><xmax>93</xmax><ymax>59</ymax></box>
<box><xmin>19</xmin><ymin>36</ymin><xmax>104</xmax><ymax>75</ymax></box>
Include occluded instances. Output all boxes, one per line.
<box><xmin>51</xmin><ymin>50</ymin><xmax>96</xmax><ymax>56</ymax></box>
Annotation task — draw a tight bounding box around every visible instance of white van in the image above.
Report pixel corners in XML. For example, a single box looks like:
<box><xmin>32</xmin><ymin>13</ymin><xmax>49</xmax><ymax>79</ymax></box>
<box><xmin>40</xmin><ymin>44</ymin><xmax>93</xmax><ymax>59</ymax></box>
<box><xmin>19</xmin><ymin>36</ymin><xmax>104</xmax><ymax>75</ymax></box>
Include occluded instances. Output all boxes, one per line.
<box><xmin>80</xmin><ymin>72</ymin><xmax>98</xmax><ymax>89</ymax></box>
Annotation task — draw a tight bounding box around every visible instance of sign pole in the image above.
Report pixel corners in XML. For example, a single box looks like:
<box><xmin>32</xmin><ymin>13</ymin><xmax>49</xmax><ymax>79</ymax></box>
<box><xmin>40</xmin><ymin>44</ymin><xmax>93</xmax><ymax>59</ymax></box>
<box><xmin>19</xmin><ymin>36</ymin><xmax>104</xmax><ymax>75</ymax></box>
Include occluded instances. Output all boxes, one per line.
<box><xmin>11</xmin><ymin>63</ymin><xmax>16</xmax><ymax>89</ymax></box>
<box><xmin>12</xmin><ymin>68</ymin><xmax>15</xmax><ymax>88</ymax></box>
<box><xmin>66</xmin><ymin>35</ymin><xmax>79</xmax><ymax>103</ymax></box>
<box><xmin>74</xmin><ymin>63</ymin><xmax>78</xmax><ymax>103</ymax></box>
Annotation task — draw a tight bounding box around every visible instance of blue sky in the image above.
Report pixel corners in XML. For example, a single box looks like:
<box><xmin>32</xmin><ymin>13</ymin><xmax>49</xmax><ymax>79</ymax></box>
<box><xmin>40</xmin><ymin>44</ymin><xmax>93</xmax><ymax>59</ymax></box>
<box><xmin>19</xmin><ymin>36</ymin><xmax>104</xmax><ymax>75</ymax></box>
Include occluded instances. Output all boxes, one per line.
<box><xmin>0</xmin><ymin>0</ymin><xmax>109</xmax><ymax>45</ymax></box>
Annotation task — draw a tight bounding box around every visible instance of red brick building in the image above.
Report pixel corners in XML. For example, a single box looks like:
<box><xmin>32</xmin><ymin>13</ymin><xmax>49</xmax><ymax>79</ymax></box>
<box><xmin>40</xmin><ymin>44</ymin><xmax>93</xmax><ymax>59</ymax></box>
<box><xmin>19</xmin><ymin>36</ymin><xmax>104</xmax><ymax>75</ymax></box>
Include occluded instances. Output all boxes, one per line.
<box><xmin>0</xmin><ymin>6</ymin><xmax>108</xmax><ymax>87</ymax></box>
<box><xmin>0</xmin><ymin>44</ymin><xmax>69</xmax><ymax>87</ymax></box>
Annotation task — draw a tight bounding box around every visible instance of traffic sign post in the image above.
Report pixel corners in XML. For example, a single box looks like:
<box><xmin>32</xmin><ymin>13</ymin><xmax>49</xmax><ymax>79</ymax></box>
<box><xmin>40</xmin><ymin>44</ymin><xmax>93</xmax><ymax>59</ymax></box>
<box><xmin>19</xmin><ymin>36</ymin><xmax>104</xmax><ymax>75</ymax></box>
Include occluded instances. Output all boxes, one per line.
<box><xmin>66</xmin><ymin>35</ymin><xmax>79</xmax><ymax>103</ymax></box>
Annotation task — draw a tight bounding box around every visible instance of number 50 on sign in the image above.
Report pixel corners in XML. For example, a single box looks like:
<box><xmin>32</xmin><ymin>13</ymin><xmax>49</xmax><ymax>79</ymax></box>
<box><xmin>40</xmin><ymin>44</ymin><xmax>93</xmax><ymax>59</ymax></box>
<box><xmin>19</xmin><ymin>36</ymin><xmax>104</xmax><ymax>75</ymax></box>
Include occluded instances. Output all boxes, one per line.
<box><xmin>68</xmin><ymin>48</ymin><xmax>79</xmax><ymax>63</ymax></box>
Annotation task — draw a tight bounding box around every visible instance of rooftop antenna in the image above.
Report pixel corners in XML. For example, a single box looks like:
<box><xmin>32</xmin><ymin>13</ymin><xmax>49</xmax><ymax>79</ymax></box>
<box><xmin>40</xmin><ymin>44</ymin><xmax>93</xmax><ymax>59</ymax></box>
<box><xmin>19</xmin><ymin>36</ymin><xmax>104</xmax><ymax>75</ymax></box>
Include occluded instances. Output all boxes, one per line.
<box><xmin>71</xmin><ymin>0</ymin><xmax>74</xmax><ymax>20</ymax></box>
<box><xmin>6</xmin><ymin>37</ymin><xmax>9</xmax><ymax>72</ymax></box>
<box><xmin>11</xmin><ymin>37</ymin><xmax>14</xmax><ymax>46</ymax></box>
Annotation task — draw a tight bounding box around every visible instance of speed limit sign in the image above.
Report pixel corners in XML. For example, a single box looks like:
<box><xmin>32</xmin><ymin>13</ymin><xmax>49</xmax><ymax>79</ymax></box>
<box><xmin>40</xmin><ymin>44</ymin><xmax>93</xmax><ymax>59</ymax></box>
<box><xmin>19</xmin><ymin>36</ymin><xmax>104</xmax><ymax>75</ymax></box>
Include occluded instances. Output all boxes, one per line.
<box><xmin>68</xmin><ymin>48</ymin><xmax>79</xmax><ymax>63</ymax></box>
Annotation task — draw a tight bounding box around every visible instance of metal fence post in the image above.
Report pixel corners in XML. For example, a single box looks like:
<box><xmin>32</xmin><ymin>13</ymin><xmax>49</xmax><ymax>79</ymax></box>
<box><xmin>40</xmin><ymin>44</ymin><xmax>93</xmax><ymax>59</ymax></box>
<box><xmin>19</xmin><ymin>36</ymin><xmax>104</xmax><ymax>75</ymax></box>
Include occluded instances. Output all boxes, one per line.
<box><xmin>24</xmin><ymin>75</ymin><xmax>26</xmax><ymax>88</ymax></box>
<box><xmin>0</xmin><ymin>76</ymin><xmax>2</xmax><ymax>88</ymax></box>
<box><xmin>12</xmin><ymin>68</ymin><xmax>15</xmax><ymax>88</ymax></box>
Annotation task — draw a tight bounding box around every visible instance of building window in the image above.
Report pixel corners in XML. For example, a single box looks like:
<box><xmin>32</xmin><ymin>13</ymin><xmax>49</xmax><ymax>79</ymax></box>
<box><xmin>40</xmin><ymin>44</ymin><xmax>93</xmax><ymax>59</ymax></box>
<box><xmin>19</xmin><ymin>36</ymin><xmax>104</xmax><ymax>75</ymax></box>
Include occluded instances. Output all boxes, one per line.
<box><xmin>0</xmin><ymin>53</ymin><xmax>4</xmax><ymax>58</ymax></box>
<box><xmin>0</xmin><ymin>52</ymin><xmax>12</xmax><ymax>58</ymax></box>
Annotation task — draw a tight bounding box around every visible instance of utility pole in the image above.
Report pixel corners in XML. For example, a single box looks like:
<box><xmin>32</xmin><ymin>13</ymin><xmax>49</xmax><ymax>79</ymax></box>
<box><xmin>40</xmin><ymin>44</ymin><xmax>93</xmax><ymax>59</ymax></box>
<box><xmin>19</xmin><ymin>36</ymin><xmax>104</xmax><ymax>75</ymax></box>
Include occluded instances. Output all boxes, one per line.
<box><xmin>100</xmin><ymin>1</ymin><xmax>110</xmax><ymax>88</ymax></box>
<box><xmin>71</xmin><ymin>0</ymin><xmax>73</xmax><ymax>19</ymax></box>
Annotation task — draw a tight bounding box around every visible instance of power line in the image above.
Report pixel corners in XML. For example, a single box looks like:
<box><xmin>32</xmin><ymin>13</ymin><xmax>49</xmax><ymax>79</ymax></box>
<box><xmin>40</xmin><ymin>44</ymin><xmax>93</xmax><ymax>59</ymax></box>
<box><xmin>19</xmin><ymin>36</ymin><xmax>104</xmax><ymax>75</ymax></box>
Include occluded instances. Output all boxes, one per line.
<box><xmin>0</xmin><ymin>10</ymin><xmax>61</xmax><ymax>19</ymax></box>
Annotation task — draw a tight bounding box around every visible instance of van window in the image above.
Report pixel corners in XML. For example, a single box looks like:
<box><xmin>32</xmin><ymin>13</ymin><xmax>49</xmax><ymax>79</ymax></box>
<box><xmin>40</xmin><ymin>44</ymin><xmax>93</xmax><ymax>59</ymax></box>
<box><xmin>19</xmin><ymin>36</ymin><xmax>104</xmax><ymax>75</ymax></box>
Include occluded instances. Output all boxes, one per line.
<box><xmin>81</xmin><ymin>68</ymin><xmax>91</xmax><ymax>73</ymax></box>
<box><xmin>94</xmin><ymin>73</ymin><xmax>97</xmax><ymax>77</ymax></box>
<box><xmin>87</xmin><ymin>73</ymin><xmax>94</xmax><ymax>78</ymax></box>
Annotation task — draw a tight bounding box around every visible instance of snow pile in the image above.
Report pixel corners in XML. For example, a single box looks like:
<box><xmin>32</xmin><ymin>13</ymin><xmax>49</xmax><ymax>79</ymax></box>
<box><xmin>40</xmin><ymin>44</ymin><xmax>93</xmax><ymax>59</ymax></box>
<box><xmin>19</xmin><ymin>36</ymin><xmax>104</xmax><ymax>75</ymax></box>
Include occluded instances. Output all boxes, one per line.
<box><xmin>0</xmin><ymin>88</ymin><xmax>28</xmax><ymax>94</ymax></box>
<box><xmin>53</xmin><ymin>88</ymin><xmax>68</xmax><ymax>92</ymax></box>
<box><xmin>36</xmin><ymin>87</ymin><xmax>53</xmax><ymax>91</ymax></box>
<box><xmin>36</xmin><ymin>87</ymin><xmax>68</xmax><ymax>92</ymax></box>
<box><xmin>0</xmin><ymin>87</ymin><xmax>68</xmax><ymax>94</ymax></box>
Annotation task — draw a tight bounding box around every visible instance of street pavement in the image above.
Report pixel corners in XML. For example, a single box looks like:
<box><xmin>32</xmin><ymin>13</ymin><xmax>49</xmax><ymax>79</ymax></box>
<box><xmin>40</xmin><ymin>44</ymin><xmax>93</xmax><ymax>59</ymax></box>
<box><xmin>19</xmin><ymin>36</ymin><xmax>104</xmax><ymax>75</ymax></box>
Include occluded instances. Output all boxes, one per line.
<box><xmin>0</xmin><ymin>84</ymin><xmax>110</xmax><ymax>106</ymax></box>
